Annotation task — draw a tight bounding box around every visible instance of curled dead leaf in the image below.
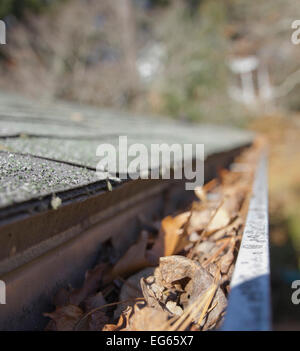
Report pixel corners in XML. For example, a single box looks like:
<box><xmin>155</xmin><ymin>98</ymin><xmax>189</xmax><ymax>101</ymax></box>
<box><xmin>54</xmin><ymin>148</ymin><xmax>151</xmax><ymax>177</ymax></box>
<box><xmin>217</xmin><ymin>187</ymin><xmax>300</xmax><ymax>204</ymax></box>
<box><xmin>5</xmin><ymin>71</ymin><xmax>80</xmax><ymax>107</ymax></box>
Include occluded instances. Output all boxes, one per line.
<box><xmin>141</xmin><ymin>256</ymin><xmax>227</xmax><ymax>329</ymax></box>
<box><xmin>114</xmin><ymin>267</ymin><xmax>154</xmax><ymax>319</ymax></box>
<box><xmin>102</xmin><ymin>313</ymin><xmax>125</xmax><ymax>331</ymax></box>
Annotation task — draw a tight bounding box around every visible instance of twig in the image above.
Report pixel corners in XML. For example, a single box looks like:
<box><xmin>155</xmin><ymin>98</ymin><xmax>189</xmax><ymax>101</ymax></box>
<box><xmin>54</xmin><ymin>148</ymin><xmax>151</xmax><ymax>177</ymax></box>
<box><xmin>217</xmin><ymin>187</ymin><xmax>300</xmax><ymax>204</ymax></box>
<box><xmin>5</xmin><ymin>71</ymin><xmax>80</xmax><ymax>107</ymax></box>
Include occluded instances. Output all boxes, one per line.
<box><xmin>73</xmin><ymin>297</ymin><xmax>145</xmax><ymax>331</ymax></box>
<box><xmin>196</xmin><ymin>284</ymin><xmax>218</xmax><ymax>327</ymax></box>
<box><xmin>187</xmin><ymin>199</ymin><xmax>224</xmax><ymax>259</ymax></box>
<box><xmin>203</xmin><ymin>237</ymin><xmax>232</xmax><ymax>267</ymax></box>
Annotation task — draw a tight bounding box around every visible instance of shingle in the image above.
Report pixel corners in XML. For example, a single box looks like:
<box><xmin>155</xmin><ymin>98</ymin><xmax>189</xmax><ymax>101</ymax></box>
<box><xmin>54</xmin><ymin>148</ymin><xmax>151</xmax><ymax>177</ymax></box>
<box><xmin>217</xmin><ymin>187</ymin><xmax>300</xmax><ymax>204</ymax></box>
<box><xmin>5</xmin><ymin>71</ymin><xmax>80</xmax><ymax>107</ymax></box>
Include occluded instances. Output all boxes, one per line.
<box><xmin>0</xmin><ymin>92</ymin><xmax>253</xmax><ymax>209</ymax></box>
<box><xmin>0</xmin><ymin>151</ymin><xmax>101</xmax><ymax>208</ymax></box>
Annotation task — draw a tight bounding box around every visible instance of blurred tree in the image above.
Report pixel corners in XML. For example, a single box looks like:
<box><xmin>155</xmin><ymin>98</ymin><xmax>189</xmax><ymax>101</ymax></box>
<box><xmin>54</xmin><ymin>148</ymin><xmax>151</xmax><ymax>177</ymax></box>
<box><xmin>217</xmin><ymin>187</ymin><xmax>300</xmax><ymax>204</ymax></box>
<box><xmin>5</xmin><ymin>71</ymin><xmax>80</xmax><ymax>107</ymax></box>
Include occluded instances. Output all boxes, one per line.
<box><xmin>112</xmin><ymin>0</ymin><xmax>139</xmax><ymax>100</ymax></box>
<box><xmin>149</xmin><ymin>0</ymin><xmax>170</xmax><ymax>6</ymax></box>
<box><xmin>0</xmin><ymin>0</ymin><xmax>59</xmax><ymax>19</ymax></box>
<box><xmin>187</xmin><ymin>0</ymin><xmax>203</xmax><ymax>16</ymax></box>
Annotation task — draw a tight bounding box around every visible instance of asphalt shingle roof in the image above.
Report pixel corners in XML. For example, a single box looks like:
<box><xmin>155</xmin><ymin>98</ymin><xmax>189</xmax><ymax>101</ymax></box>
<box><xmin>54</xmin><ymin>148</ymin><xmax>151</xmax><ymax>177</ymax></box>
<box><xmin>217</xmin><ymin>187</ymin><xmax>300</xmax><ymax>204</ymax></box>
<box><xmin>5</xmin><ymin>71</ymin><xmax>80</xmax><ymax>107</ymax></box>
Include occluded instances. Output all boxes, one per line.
<box><xmin>0</xmin><ymin>92</ymin><xmax>253</xmax><ymax>210</ymax></box>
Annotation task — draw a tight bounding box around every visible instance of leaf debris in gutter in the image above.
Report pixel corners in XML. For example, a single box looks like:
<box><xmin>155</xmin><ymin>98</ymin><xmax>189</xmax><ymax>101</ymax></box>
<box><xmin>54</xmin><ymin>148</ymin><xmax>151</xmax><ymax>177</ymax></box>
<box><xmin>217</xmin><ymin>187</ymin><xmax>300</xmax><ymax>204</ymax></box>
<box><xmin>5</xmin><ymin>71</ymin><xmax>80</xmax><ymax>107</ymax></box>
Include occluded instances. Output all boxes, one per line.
<box><xmin>43</xmin><ymin>142</ymin><xmax>263</xmax><ymax>331</ymax></box>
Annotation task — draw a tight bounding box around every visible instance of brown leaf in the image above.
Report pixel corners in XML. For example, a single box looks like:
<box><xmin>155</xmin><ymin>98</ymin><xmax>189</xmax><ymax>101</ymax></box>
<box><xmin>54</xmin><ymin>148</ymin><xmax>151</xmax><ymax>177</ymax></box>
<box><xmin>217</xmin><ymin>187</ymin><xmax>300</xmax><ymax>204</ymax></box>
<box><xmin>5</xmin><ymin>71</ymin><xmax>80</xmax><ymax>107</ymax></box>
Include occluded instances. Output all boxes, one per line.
<box><xmin>53</xmin><ymin>287</ymin><xmax>71</xmax><ymax>307</ymax></box>
<box><xmin>103</xmin><ymin>305</ymin><xmax>133</xmax><ymax>331</ymax></box>
<box><xmin>102</xmin><ymin>318</ymin><xmax>124</xmax><ymax>331</ymax></box>
<box><xmin>207</xmin><ymin>207</ymin><xmax>231</xmax><ymax>233</ymax></box>
<box><xmin>163</xmin><ymin>213</ymin><xmax>190</xmax><ymax>255</ymax></box>
<box><xmin>122</xmin><ymin>306</ymin><xmax>169</xmax><ymax>331</ymax></box>
<box><xmin>88</xmin><ymin>310</ymin><xmax>109</xmax><ymax>331</ymax></box>
<box><xmin>194</xmin><ymin>186</ymin><xmax>207</xmax><ymax>202</ymax></box>
<box><xmin>102</xmin><ymin>323</ymin><xmax>121</xmax><ymax>331</ymax></box>
<box><xmin>83</xmin><ymin>291</ymin><xmax>106</xmax><ymax>312</ymax></box>
<box><xmin>140</xmin><ymin>273</ymin><xmax>165</xmax><ymax>311</ymax></box>
<box><xmin>195</xmin><ymin>241</ymin><xmax>215</xmax><ymax>255</ymax></box>
<box><xmin>110</xmin><ymin>231</ymin><xmax>153</xmax><ymax>279</ymax></box>
<box><xmin>141</xmin><ymin>256</ymin><xmax>227</xmax><ymax>328</ymax></box>
<box><xmin>202</xmin><ymin>238</ymin><xmax>232</xmax><ymax>267</ymax></box>
<box><xmin>114</xmin><ymin>267</ymin><xmax>154</xmax><ymax>319</ymax></box>
<box><xmin>220</xmin><ymin>246</ymin><xmax>235</xmax><ymax>274</ymax></box>
<box><xmin>44</xmin><ymin>305</ymin><xmax>83</xmax><ymax>331</ymax></box>
<box><xmin>208</xmin><ymin>216</ymin><xmax>243</xmax><ymax>241</ymax></box>
<box><xmin>149</xmin><ymin>211</ymin><xmax>190</xmax><ymax>259</ymax></box>
<box><xmin>187</xmin><ymin>207</ymin><xmax>212</xmax><ymax>234</ymax></box>
<box><xmin>69</xmin><ymin>263</ymin><xmax>107</xmax><ymax>305</ymax></box>
<box><xmin>165</xmin><ymin>301</ymin><xmax>183</xmax><ymax>316</ymax></box>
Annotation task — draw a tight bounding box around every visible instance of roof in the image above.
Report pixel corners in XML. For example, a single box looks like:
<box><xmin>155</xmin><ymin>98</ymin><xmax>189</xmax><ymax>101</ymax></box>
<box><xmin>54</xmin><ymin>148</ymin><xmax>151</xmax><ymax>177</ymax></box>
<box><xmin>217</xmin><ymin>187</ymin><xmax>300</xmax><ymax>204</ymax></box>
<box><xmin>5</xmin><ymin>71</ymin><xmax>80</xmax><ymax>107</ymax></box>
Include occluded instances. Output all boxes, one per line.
<box><xmin>0</xmin><ymin>92</ymin><xmax>253</xmax><ymax>210</ymax></box>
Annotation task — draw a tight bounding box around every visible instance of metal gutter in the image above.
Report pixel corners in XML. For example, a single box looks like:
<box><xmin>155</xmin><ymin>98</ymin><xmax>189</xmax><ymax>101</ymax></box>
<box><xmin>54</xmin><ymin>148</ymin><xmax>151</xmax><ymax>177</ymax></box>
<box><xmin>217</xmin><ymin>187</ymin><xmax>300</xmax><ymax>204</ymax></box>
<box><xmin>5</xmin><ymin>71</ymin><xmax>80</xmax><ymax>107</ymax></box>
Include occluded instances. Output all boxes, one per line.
<box><xmin>223</xmin><ymin>153</ymin><xmax>270</xmax><ymax>330</ymax></box>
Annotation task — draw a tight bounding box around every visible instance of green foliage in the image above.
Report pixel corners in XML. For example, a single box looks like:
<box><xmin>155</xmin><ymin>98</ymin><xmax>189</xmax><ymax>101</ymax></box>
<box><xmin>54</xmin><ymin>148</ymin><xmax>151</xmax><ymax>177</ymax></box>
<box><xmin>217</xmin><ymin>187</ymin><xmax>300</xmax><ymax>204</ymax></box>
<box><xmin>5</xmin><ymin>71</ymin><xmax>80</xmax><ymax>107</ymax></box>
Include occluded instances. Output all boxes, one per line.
<box><xmin>0</xmin><ymin>0</ymin><xmax>61</xmax><ymax>19</ymax></box>
<box><xmin>287</xmin><ymin>206</ymin><xmax>300</xmax><ymax>258</ymax></box>
<box><xmin>0</xmin><ymin>0</ymin><xmax>13</xmax><ymax>18</ymax></box>
<box><xmin>149</xmin><ymin>0</ymin><xmax>170</xmax><ymax>7</ymax></box>
<box><xmin>151</xmin><ymin>0</ymin><xmax>246</xmax><ymax>125</ymax></box>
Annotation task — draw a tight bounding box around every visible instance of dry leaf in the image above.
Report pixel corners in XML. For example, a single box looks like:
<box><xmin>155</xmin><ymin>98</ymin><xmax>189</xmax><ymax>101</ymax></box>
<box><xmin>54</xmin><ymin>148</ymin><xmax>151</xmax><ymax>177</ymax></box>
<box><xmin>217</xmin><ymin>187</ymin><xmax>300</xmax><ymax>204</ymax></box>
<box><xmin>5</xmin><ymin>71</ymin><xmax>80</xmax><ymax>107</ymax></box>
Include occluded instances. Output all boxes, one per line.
<box><xmin>44</xmin><ymin>144</ymin><xmax>260</xmax><ymax>332</ymax></box>
<box><xmin>140</xmin><ymin>272</ymin><xmax>165</xmax><ymax>311</ymax></box>
<box><xmin>103</xmin><ymin>313</ymin><xmax>125</xmax><ymax>331</ymax></box>
<box><xmin>195</xmin><ymin>241</ymin><xmax>215</xmax><ymax>255</ymax></box>
<box><xmin>114</xmin><ymin>267</ymin><xmax>154</xmax><ymax>319</ymax></box>
<box><xmin>110</xmin><ymin>231</ymin><xmax>153</xmax><ymax>279</ymax></box>
<box><xmin>194</xmin><ymin>186</ymin><xmax>207</xmax><ymax>202</ymax></box>
<box><xmin>104</xmin><ymin>304</ymin><xmax>135</xmax><ymax>331</ymax></box>
<box><xmin>122</xmin><ymin>306</ymin><xmax>169</xmax><ymax>331</ymax></box>
<box><xmin>149</xmin><ymin>211</ymin><xmax>190</xmax><ymax>259</ymax></box>
<box><xmin>189</xmin><ymin>231</ymin><xmax>201</xmax><ymax>242</ymax></box>
<box><xmin>220</xmin><ymin>246</ymin><xmax>235</xmax><ymax>274</ymax></box>
<box><xmin>141</xmin><ymin>256</ymin><xmax>227</xmax><ymax>328</ymax></box>
<box><xmin>207</xmin><ymin>207</ymin><xmax>230</xmax><ymax>233</ymax></box>
<box><xmin>69</xmin><ymin>263</ymin><xmax>107</xmax><ymax>305</ymax></box>
<box><xmin>88</xmin><ymin>310</ymin><xmax>109</xmax><ymax>331</ymax></box>
<box><xmin>53</xmin><ymin>287</ymin><xmax>71</xmax><ymax>307</ymax></box>
<box><xmin>166</xmin><ymin>301</ymin><xmax>183</xmax><ymax>316</ymax></box>
<box><xmin>44</xmin><ymin>305</ymin><xmax>83</xmax><ymax>331</ymax></box>
<box><xmin>209</xmin><ymin>216</ymin><xmax>243</xmax><ymax>241</ymax></box>
<box><xmin>187</xmin><ymin>207</ymin><xmax>212</xmax><ymax>234</ymax></box>
<box><xmin>84</xmin><ymin>291</ymin><xmax>106</xmax><ymax>312</ymax></box>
